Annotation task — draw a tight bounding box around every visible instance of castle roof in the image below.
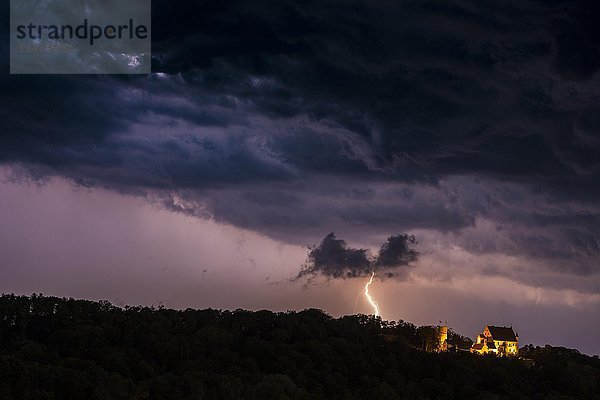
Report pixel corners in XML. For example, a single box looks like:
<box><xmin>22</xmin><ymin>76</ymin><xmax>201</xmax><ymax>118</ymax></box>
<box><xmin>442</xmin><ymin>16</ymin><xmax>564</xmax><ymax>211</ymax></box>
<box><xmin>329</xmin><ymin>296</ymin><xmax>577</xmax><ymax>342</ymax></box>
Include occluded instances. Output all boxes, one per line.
<box><xmin>487</xmin><ymin>325</ymin><xmax>517</xmax><ymax>342</ymax></box>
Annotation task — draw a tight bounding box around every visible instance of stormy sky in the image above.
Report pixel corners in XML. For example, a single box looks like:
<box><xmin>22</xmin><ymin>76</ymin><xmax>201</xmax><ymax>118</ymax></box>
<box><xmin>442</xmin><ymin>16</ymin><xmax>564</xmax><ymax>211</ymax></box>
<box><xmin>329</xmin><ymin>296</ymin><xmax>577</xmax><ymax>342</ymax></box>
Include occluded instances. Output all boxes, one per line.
<box><xmin>1</xmin><ymin>0</ymin><xmax>600</xmax><ymax>355</ymax></box>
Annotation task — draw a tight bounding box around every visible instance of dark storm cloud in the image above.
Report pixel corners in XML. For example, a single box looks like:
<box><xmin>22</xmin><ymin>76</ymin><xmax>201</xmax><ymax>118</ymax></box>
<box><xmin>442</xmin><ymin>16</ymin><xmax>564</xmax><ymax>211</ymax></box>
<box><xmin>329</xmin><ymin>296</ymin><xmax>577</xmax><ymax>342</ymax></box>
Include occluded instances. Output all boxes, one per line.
<box><xmin>375</xmin><ymin>235</ymin><xmax>419</xmax><ymax>269</ymax></box>
<box><xmin>3</xmin><ymin>0</ymin><xmax>600</xmax><ymax>189</ymax></box>
<box><xmin>0</xmin><ymin>73</ymin><xmax>298</xmax><ymax>189</ymax></box>
<box><xmin>298</xmin><ymin>232</ymin><xmax>371</xmax><ymax>280</ymax></box>
<box><xmin>148</xmin><ymin>0</ymin><xmax>600</xmax><ymax>188</ymax></box>
<box><xmin>200</xmin><ymin>180</ymin><xmax>475</xmax><ymax>244</ymax></box>
<box><xmin>1</xmin><ymin>0</ymin><xmax>600</xmax><ymax>279</ymax></box>
<box><xmin>437</xmin><ymin>177</ymin><xmax>600</xmax><ymax>276</ymax></box>
<box><xmin>297</xmin><ymin>232</ymin><xmax>419</xmax><ymax>280</ymax></box>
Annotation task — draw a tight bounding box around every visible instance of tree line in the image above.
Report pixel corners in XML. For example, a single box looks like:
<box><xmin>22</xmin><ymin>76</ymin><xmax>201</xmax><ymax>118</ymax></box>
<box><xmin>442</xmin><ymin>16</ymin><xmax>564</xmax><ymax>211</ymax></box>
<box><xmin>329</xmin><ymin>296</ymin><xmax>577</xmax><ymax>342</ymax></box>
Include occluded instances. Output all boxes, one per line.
<box><xmin>0</xmin><ymin>294</ymin><xmax>598</xmax><ymax>399</ymax></box>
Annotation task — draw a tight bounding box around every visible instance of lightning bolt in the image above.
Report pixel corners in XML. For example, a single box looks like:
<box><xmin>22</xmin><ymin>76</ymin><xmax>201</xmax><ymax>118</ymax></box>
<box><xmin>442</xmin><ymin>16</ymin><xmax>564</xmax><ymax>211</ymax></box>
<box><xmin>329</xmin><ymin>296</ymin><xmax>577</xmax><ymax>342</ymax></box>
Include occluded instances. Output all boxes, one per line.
<box><xmin>364</xmin><ymin>271</ymin><xmax>380</xmax><ymax>317</ymax></box>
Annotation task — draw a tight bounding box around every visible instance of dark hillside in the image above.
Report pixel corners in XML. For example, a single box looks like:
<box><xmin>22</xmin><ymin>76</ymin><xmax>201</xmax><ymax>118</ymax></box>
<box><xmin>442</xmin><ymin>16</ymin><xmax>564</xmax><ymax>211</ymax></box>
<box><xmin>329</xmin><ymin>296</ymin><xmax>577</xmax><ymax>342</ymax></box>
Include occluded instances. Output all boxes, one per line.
<box><xmin>0</xmin><ymin>294</ymin><xmax>598</xmax><ymax>399</ymax></box>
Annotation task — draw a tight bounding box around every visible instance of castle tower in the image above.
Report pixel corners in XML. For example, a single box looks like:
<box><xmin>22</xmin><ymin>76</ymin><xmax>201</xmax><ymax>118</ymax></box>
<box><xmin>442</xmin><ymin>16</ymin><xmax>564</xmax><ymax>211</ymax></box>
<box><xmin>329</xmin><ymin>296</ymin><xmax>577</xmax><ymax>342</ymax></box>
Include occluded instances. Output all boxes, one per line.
<box><xmin>438</xmin><ymin>325</ymin><xmax>448</xmax><ymax>352</ymax></box>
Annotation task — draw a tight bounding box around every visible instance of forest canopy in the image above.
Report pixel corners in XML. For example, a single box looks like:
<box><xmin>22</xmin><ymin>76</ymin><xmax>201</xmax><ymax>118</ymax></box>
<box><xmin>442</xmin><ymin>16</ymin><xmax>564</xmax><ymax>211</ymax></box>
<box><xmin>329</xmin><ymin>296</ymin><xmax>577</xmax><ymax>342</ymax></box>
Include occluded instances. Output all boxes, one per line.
<box><xmin>0</xmin><ymin>294</ymin><xmax>598</xmax><ymax>400</ymax></box>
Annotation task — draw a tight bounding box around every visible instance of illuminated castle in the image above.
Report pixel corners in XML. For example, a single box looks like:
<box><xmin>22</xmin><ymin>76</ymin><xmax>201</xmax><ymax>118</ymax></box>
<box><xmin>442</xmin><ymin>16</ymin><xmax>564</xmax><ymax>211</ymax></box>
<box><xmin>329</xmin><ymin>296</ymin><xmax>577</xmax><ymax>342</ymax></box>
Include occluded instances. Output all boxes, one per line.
<box><xmin>437</xmin><ymin>325</ymin><xmax>448</xmax><ymax>352</ymax></box>
<box><xmin>471</xmin><ymin>325</ymin><xmax>518</xmax><ymax>356</ymax></box>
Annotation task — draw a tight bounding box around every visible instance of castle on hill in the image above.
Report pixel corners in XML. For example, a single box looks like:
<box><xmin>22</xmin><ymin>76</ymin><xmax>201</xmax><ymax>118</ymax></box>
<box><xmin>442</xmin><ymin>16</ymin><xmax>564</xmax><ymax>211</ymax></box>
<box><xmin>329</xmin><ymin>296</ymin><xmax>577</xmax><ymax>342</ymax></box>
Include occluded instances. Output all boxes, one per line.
<box><xmin>470</xmin><ymin>325</ymin><xmax>519</xmax><ymax>356</ymax></box>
